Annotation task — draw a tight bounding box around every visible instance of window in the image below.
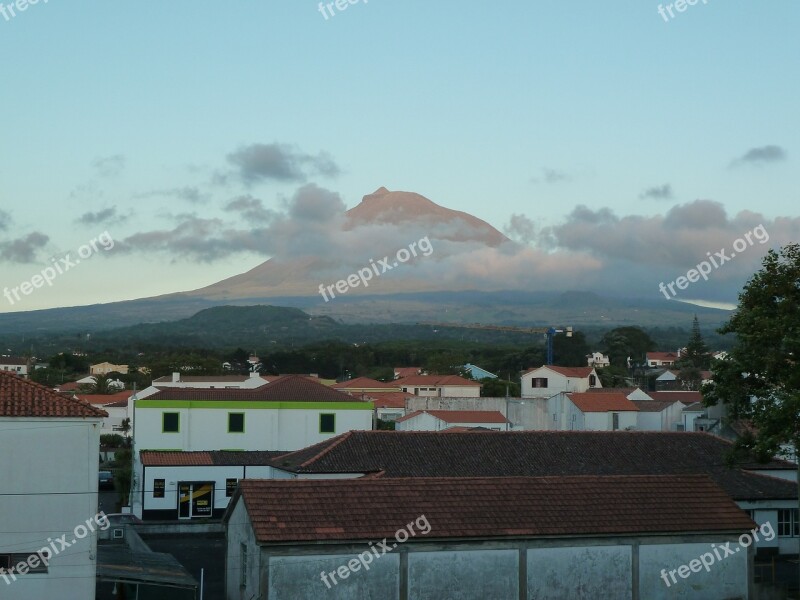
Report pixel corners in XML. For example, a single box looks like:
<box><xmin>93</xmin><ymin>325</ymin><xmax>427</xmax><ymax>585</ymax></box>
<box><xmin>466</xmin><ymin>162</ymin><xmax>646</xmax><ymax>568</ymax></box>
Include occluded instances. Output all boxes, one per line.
<box><xmin>228</xmin><ymin>413</ymin><xmax>245</xmax><ymax>433</ymax></box>
<box><xmin>240</xmin><ymin>543</ymin><xmax>248</xmax><ymax>587</ymax></box>
<box><xmin>533</xmin><ymin>377</ymin><xmax>548</xmax><ymax>388</ymax></box>
<box><xmin>319</xmin><ymin>413</ymin><xmax>335</xmax><ymax>434</ymax></box>
<box><xmin>778</xmin><ymin>509</ymin><xmax>799</xmax><ymax>537</ymax></box>
<box><xmin>612</xmin><ymin>413</ymin><xmax>620</xmax><ymax>431</ymax></box>
<box><xmin>153</xmin><ymin>479</ymin><xmax>165</xmax><ymax>498</ymax></box>
<box><xmin>0</xmin><ymin>553</ymin><xmax>49</xmax><ymax>574</ymax></box>
<box><xmin>589</xmin><ymin>375</ymin><xmax>597</xmax><ymax>387</ymax></box>
<box><xmin>226</xmin><ymin>479</ymin><xmax>238</xmax><ymax>497</ymax></box>
<box><xmin>162</xmin><ymin>412</ymin><xmax>179</xmax><ymax>433</ymax></box>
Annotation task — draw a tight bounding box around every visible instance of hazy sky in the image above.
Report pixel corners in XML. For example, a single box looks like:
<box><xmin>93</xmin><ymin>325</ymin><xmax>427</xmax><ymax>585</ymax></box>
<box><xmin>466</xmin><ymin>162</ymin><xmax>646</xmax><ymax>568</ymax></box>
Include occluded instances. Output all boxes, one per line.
<box><xmin>1</xmin><ymin>1</ymin><xmax>798</xmax><ymax>312</ymax></box>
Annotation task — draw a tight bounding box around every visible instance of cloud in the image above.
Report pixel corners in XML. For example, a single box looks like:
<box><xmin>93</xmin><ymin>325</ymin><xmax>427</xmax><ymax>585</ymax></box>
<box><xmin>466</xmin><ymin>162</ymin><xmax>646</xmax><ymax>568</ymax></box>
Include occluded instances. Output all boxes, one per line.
<box><xmin>137</xmin><ymin>186</ymin><xmax>210</xmax><ymax>204</ymax></box>
<box><xmin>92</xmin><ymin>154</ymin><xmax>126</xmax><ymax>178</ymax></box>
<box><xmin>0</xmin><ymin>209</ymin><xmax>11</xmax><ymax>231</ymax></box>
<box><xmin>731</xmin><ymin>145</ymin><xmax>787</xmax><ymax>167</ymax></box>
<box><xmin>504</xmin><ymin>214</ymin><xmax>537</xmax><ymax>244</ymax></box>
<box><xmin>531</xmin><ymin>167</ymin><xmax>572</xmax><ymax>184</ymax></box>
<box><xmin>77</xmin><ymin>207</ymin><xmax>118</xmax><ymax>225</ymax></box>
<box><xmin>639</xmin><ymin>183</ymin><xmax>673</xmax><ymax>200</ymax></box>
<box><xmin>225</xmin><ymin>143</ymin><xmax>340</xmax><ymax>184</ymax></box>
<box><xmin>225</xmin><ymin>195</ymin><xmax>277</xmax><ymax>223</ymax></box>
<box><xmin>0</xmin><ymin>232</ymin><xmax>49</xmax><ymax>263</ymax></box>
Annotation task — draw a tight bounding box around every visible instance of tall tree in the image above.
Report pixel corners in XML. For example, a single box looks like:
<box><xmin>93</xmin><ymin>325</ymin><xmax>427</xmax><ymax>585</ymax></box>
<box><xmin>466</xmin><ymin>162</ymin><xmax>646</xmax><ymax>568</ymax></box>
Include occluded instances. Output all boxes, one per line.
<box><xmin>676</xmin><ymin>316</ymin><xmax>710</xmax><ymax>390</ymax></box>
<box><xmin>704</xmin><ymin>244</ymin><xmax>800</xmax><ymax>583</ymax></box>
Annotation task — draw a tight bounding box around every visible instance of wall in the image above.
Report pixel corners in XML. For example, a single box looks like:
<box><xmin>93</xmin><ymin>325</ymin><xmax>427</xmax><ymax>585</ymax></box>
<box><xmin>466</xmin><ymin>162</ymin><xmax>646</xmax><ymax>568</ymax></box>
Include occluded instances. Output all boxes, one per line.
<box><xmin>235</xmin><ymin>535</ymin><xmax>753</xmax><ymax>600</ymax></box>
<box><xmin>404</xmin><ymin>396</ymin><xmax>550</xmax><ymax>431</ymax></box>
<box><xmin>225</xmin><ymin>497</ymin><xmax>261</xmax><ymax>600</ymax></box>
<box><xmin>134</xmin><ymin>401</ymin><xmax>373</xmax><ymax>452</ymax></box>
<box><xmin>0</xmin><ymin>417</ymin><xmax>102</xmax><ymax>600</ymax></box>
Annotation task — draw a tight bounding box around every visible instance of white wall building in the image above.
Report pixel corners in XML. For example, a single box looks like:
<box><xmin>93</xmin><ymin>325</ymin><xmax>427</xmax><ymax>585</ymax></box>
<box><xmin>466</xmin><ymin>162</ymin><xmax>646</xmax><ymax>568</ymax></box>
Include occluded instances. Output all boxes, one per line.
<box><xmin>0</xmin><ymin>372</ymin><xmax>106</xmax><ymax>600</ymax></box>
<box><xmin>632</xmin><ymin>400</ymin><xmax>685</xmax><ymax>431</ymax></box>
<box><xmin>0</xmin><ymin>357</ymin><xmax>29</xmax><ymax>378</ymax></box>
<box><xmin>521</xmin><ymin>366</ymin><xmax>601</xmax><ymax>399</ymax></box>
<box><xmin>130</xmin><ymin>375</ymin><xmax>373</xmax><ymax>519</ymax></box>
<box><xmin>586</xmin><ymin>352</ymin><xmax>610</xmax><ymax>368</ymax></box>
<box><xmin>395</xmin><ymin>410</ymin><xmax>510</xmax><ymax>431</ymax></box>
<box><xmin>396</xmin><ymin>375</ymin><xmax>481</xmax><ymax>397</ymax></box>
<box><xmin>151</xmin><ymin>372</ymin><xmax>270</xmax><ymax>389</ymax></box>
<box><xmin>552</xmin><ymin>392</ymin><xmax>639</xmax><ymax>431</ymax></box>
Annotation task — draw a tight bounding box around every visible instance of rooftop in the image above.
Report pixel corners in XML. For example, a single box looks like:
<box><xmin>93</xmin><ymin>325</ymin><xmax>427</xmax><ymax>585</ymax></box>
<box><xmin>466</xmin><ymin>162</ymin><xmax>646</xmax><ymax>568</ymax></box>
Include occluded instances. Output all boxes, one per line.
<box><xmin>144</xmin><ymin>375</ymin><xmax>370</xmax><ymax>403</ymax></box>
<box><xmin>332</xmin><ymin>377</ymin><xmax>400</xmax><ymax>390</ymax></box>
<box><xmin>270</xmin><ymin>430</ymin><xmax>797</xmax><ymax>501</ymax></box>
<box><xmin>567</xmin><ymin>392</ymin><xmax>639</xmax><ymax>412</ymax></box>
<box><xmin>396</xmin><ymin>374</ymin><xmax>481</xmax><ymax>387</ymax></box>
<box><xmin>0</xmin><ymin>371</ymin><xmax>108</xmax><ymax>418</ymax></box>
<box><xmin>524</xmin><ymin>365</ymin><xmax>595</xmax><ymax>378</ymax></box>
<box><xmin>396</xmin><ymin>410</ymin><xmax>509</xmax><ymax>424</ymax></box>
<box><xmin>234</xmin><ymin>475</ymin><xmax>755</xmax><ymax>544</ymax></box>
<box><xmin>141</xmin><ymin>450</ymin><xmax>289</xmax><ymax>467</ymax></box>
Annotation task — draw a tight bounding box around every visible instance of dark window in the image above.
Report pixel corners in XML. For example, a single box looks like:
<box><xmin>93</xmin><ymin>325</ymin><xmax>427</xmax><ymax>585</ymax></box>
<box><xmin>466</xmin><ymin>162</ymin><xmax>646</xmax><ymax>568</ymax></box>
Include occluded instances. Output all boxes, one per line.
<box><xmin>0</xmin><ymin>553</ymin><xmax>49</xmax><ymax>574</ymax></box>
<box><xmin>612</xmin><ymin>413</ymin><xmax>620</xmax><ymax>431</ymax></box>
<box><xmin>226</xmin><ymin>479</ymin><xmax>238</xmax><ymax>497</ymax></box>
<box><xmin>228</xmin><ymin>413</ymin><xmax>245</xmax><ymax>433</ymax></box>
<box><xmin>779</xmin><ymin>509</ymin><xmax>799</xmax><ymax>537</ymax></box>
<box><xmin>320</xmin><ymin>413</ymin><xmax>335</xmax><ymax>434</ymax></box>
<box><xmin>153</xmin><ymin>479</ymin><xmax>165</xmax><ymax>498</ymax></box>
<box><xmin>533</xmin><ymin>377</ymin><xmax>548</xmax><ymax>388</ymax></box>
<box><xmin>163</xmin><ymin>412</ymin><xmax>179</xmax><ymax>433</ymax></box>
<box><xmin>589</xmin><ymin>375</ymin><xmax>597</xmax><ymax>387</ymax></box>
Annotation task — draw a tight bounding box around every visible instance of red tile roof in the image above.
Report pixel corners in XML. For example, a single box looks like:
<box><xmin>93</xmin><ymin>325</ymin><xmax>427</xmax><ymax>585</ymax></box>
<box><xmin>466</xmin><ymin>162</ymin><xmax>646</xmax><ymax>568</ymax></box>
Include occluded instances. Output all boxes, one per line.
<box><xmin>234</xmin><ymin>475</ymin><xmax>755</xmax><ymax>543</ymax></box>
<box><xmin>140</xmin><ymin>450</ymin><xmax>288</xmax><ymax>466</ymax></box>
<box><xmin>268</xmin><ymin>431</ymin><xmax>797</xmax><ymax>501</ymax></box>
<box><xmin>75</xmin><ymin>391</ymin><xmax>132</xmax><ymax>406</ymax></box>
<box><xmin>0</xmin><ymin>371</ymin><xmax>108</xmax><ymax>418</ymax></box>
<box><xmin>333</xmin><ymin>377</ymin><xmax>400</xmax><ymax>390</ymax></box>
<box><xmin>145</xmin><ymin>374</ymin><xmax>369</xmax><ymax>403</ymax></box>
<box><xmin>396</xmin><ymin>375</ymin><xmax>480</xmax><ymax>387</ymax></box>
<box><xmin>361</xmin><ymin>391</ymin><xmax>409</xmax><ymax>409</ymax></box>
<box><xmin>394</xmin><ymin>367</ymin><xmax>421</xmax><ymax>379</ymax></box>
<box><xmin>524</xmin><ymin>366</ymin><xmax>595</xmax><ymax>378</ymax></box>
<box><xmin>632</xmin><ymin>400</ymin><xmax>682</xmax><ymax>412</ymax></box>
<box><xmin>647</xmin><ymin>391</ymin><xmax>703</xmax><ymax>404</ymax></box>
<box><xmin>396</xmin><ymin>410</ymin><xmax>508</xmax><ymax>424</ymax></box>
<box><xmin>567</xmin><ymin>392</ymin><xmax>639</xmax><ymax>413</ymax></box>
<box><xmin>646</xmin><ymin>352</ymin><xmax>679</xmax><ymax>362</ymax></box>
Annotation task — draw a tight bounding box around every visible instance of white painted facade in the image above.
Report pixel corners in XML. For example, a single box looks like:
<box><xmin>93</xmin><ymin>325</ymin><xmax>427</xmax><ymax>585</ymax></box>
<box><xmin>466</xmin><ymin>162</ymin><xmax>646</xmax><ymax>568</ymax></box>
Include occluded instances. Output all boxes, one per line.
<box><xmin>634</xmin><ymin>402</ymin><xmax>685</xmax><ymax>431</ymax></box>
<box><xmin>521</xmin><ymin>366</ymin><xmax>601</xmax><ymax>398</ymax></box>
<box><xmin>586</xmin><ymin>352</ymin><xmax>610</xmax><ymax>368</ymax></box>
<box><xmin>0</xmin><ymin>417</ymin><xmax>102</xmax><ymax>600</ymax></box>
<box><xmin>547</xmin><ymin>394</ymin><xmax>636</xmax><ymax>431</ymax></box>
<box><xmin>0</xmin><ymin>359</ymin><xmax>28</xmax><ymax>377</ymax></box>
<box><xmin>152</xmin><ymin>372</ymin><xmax>269</xmax><ymax>389</ymax></box>
<box><xmin>397</xmin><ymin>383</ymin><xmax>480</xmax><ymax>397</ymax></box>
<box><xmin>395</xmin><ymin>411</ymin><xmax>509</xmax><ymax>432</ymax></box>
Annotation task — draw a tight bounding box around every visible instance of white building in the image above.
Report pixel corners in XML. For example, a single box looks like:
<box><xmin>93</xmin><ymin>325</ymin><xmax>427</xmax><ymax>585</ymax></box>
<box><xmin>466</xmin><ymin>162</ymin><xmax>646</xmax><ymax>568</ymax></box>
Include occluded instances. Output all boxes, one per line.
<box><xmin>0</xmin><ymin>357</ymin><xmax>29</xmax><ymax>378</ymax></box>
<box><xmin>632</xmin><ymin>399</ymin><xmax>685</xmax><ymax>431</ymax></box>
<box><xmin>0</xmin><ymin>372</ymin><xmax>106</xmax><ymax>600</ymax></box>
<box><xmin>521</xmin><ymin>365</ymin><xmax>601</xmax><ymax>398</ymax></box>
<box><xmin>645</xmin><ymin>352</ymin><xmax>679</xmax><ymax>368</ymax></box>
<box><xmin>151</xmin><ymin>372</ymin><xmax>270</xmax><ymax>389</ymax></box>
<box><xmin>130</xmin><ymin>375</ymin><xmax>373</xmax><ymax>519</ymax></box>
<box><xmin>586</xmin><ymin>352</ymin><xmax>610</xmax><ymax>368</ymax></box>
<box><xmin>395</xmin><ymin>375</ymin><xmax>481</xmax><ymax>397</ymax></box>
<box><xmin>75</xmin><ymin>391</ymin><xmax>132</xmax><ymax>435</ymax></box>
<box><xmin>395</xmin><ymin>410</ymin><xmax>510</xmax><ymax>431</ymax></box>
<box><xmin>89</xmin><ymin>362</ymin><xmax>129</xmax><ymax>375</ymax></box>
<box><xmin>556</xmin><ymin>392</ymin><xmax>639</xmax><ymax>431</ymax></box>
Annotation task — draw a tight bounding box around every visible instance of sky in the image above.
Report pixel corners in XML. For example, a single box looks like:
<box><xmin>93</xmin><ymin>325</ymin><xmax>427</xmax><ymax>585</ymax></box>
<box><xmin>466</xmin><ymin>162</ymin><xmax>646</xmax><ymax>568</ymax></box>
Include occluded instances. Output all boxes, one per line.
<box><xmin>0</xmin><ymin>1</ymin><xmax>798</xmax><ymax>313</ymax></box>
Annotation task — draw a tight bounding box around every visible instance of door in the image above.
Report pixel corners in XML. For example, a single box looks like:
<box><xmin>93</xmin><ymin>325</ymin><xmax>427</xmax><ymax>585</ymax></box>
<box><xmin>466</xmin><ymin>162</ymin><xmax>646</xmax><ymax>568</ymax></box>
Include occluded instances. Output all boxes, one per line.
<box><xmin>178</xmin><ymin>482</ymin><xmax>214</xmax><ymax>519</ymax></box>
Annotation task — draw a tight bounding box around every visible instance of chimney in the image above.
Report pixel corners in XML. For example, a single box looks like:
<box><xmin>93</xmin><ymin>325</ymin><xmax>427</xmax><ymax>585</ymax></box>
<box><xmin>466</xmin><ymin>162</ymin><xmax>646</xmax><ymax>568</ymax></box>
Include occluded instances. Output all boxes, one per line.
<box><xmin>172</xmin><ymin>372</ymin><xmax>180</xmax><ymax>383</ymax></box>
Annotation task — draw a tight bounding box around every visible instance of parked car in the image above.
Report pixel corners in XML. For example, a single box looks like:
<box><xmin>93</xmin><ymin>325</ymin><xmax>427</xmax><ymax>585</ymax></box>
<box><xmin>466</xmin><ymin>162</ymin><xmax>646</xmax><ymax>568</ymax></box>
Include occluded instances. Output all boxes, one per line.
<box><xmin>98</xmin><ymin>470</ymin><xmax>114</xmax><ymax>490</ymax></box>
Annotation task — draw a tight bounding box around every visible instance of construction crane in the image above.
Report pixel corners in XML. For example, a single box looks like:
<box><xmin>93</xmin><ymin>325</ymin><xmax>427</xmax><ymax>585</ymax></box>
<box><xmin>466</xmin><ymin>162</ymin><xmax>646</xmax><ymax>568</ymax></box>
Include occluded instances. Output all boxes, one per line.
<box><xmin>419</xmin><ymin>322</ymin><xmax>573</xmax><ymax>365</ymax></box>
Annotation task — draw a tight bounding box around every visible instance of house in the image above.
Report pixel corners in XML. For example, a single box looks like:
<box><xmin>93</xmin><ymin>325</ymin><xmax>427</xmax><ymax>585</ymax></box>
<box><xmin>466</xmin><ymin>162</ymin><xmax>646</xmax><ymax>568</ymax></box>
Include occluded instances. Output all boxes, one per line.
<box><xmin>560</xmin><ymin>392</ymin><xmax>639</xmax><ymax>431</ymax></box>
<box><xmin>632</xmin><ymin>399</ymin><xmax>685</xmax><ymax>431</ymax></box>
<box><xmin>460</xmin><ymin>363</ymin><xmax>497</xmax><ymax>380</ymax></box>
<box><xmin>269</xmin><ymin>430</ymin><xmax>799</xmax><ymax>556</ymax></box>
<box><xmin>151</xmin><ymin>372</ymin><xmax>270</xmax><ymax>389</ymax></box>
<box><xmin>656</xmin><ymin>369</ymin><xmax>713</xmax><ymax>391</ymax></box>
<box><xmin>0</xmin><ymin>372</ymin><xmax>107</xmax><ymax>600</ymax></box>
<box><xmin>395</xmin><ymin>374</ymin><xmax>481</xmax><ymax>397</ymax></box>
<box><xmin>224</xmin><ymin>475</ymin><xmax>756</xmax><ymax>599</ymax></box>
<box><xmin>90</xmin><ymin>362</ymin><xmax>129</xmax><ymax>375</ymax></box>
<box><xmin>137</xmin><ymin>450</ymin><xmax>286</xmax><ymax>520</ymax></box>
<box><xmin>393</xmin><ymin>366</ymin><xmax>423</xmax><ymax>379</ymax></box>
<box><xmin>645</xmin><ymin>352</ymin><xmax>679</xmax><ymax>368</ymax></box>
<box><xmin>75</xmin><ymin>391</ymin><xmax>132</xmax><ymax>435</ymax></box>
<box><xmin>332</xmin><ymin>377</ymin><xmax>401</xmax><ymax>394</ymax></box>
<box><xmin>0</xmin><ymin>357</ymin><xmax>29</xmax><ymax>378</ymax></box>
<box><xmin>130</xmin><ymin>375</ymin><xmax>373</xmax><ymax>519</ymax></box>
<box><xmin>521</xmin><ymin>365</ymin><xmax>601</xmax><ymax>398</ymax></box>
<box><xmin>395</xmin><ymin>410</ymin><xmax>510</xmax><ymax>431</ymax></box>
<box><xmin>586</xmin><ymin>351</ymin><xmax>610</xmax><ymax>368</ymax></box>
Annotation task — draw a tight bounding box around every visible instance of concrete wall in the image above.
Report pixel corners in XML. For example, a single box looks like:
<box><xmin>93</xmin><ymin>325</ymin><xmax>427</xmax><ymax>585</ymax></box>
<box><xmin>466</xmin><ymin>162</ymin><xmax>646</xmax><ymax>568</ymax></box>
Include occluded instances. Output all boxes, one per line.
<box><xmin>228</xmin><ymin>534</ymin><xmax>754</xmax><ymax>600</ymax></box>
<box><xmin>404</xmin><ymin>396</ymin><xmax>550</xmax><ymax>431</ymax></box>
<box><xmin>0</xmin><ymin>417</ymin><xmax>102</xmax><ymax>600</ymax></box>
<box><xmin>225</xmin><ymin>497</ymin><xmax>261</xmax><ymax>600</ymax></box>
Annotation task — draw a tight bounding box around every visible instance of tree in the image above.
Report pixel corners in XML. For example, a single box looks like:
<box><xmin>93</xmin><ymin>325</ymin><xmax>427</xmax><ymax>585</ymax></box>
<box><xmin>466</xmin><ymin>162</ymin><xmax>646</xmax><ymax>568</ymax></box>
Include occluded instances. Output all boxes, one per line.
<box><xmin>480</xmin><ymin>378</ymin><xmax>521</xmax><ymax>398</ymax></box>
<box><xmin>600</xmin><ymin>327</ymin><xmax>657</xmax><ymax>369</ymax></box>
<box><xmin>704</xmin><ymin>244</ymin><xmax>800</xmax><ymax>580</ymax></box>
